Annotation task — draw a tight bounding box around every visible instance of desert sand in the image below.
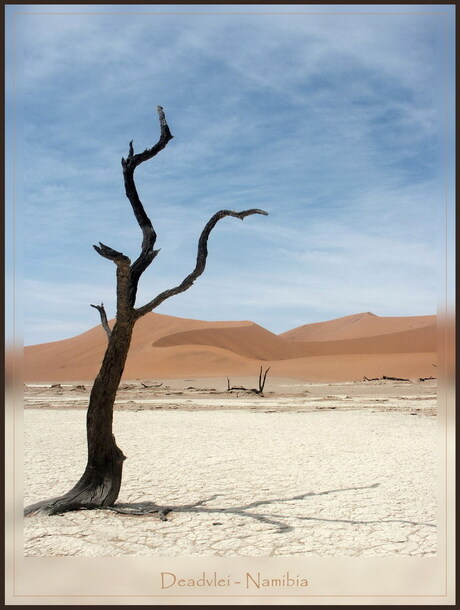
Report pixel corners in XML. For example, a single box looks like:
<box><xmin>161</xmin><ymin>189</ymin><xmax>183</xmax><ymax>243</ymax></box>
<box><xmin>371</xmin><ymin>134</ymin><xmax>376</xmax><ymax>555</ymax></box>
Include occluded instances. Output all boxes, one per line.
<box><xmin>23</xmin><ymin>377</ymin><xmax>437</xmax><ymax>557</ymax></box>
<box><xmin>23</xmin><ymin>311</ymin><xmax>437</xmax><ymax>382</ymax></box>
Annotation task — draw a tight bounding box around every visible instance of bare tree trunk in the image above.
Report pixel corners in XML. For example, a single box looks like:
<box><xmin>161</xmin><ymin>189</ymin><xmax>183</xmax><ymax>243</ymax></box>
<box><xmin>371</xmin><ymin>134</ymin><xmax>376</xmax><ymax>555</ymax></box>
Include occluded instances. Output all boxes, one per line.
<box><xmin>24</xmin><ymin>313</ymin><xmax>136</xmax><ymax>515</ymax></box>
<box><xmin>24</xmin><ymin>106</ymin><xmax>267</xmax><ymax>516</ymax></box>
<box><xmin>258</xmin><ymin>366</ymin><xmax>271</xmax><ymax>395</ymax></box>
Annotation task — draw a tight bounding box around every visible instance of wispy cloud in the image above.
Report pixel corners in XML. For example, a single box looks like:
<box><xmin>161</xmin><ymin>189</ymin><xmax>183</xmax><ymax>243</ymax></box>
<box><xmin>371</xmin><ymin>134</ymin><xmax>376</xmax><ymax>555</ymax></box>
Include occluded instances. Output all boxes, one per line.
<box><xmin>7</xmin><ymin>6</ymin><xmax>452</xmax><ymax>344</ymax></box>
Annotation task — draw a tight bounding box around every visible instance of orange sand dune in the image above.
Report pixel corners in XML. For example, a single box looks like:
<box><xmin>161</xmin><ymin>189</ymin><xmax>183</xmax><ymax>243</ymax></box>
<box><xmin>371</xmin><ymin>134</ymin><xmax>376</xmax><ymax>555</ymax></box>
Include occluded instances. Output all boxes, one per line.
<box><xmin>25</xmin><ymin>313</ymin><xmax>249</xmax><ymax>373</ymax></box>
<box><xmin>23</xmin><ymin>312</ymin><xmax>437</xmax><ymax>382</ymax></box>
<box><xmin>154</xmin><ymin>322</ymin><xmax>436</xmax><ymax>359</ymax></box>
<box><xmin>280</xmin><ymin>312</ymin><xmax>436</xmax><ymax>342</ymax></box>
<box><xmin>26</xmin><ymin>344</ymin><xmax>258</xmax><ymax>383</ymax></box>
<box><xmin>152</xmin><ymin>323</ymin><xmax>298</xmax><ymax>360</ymax></box>
<box><xmin>294</xmin><ymin>324</ymin><xmax>436</xmax><ymax>357</ymax></box>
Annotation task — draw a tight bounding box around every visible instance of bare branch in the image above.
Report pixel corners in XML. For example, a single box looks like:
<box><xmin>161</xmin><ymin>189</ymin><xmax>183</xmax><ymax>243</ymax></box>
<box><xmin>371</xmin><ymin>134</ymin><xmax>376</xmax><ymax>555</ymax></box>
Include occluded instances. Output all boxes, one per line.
<box><xmin>122</xmin><ymin>106</ymin><xmax>174</xmax><ymax>172</ymax></box>
<box><xmin>93</xmin><ymin>242</ymin><xmax>131</xmax><ymax>265</ymax></box>
<box><xmin>90</xmin><ymin>303</ymin><xmax>112</xmax><ymax>340</ymax></box>
<box><xmin>120</xmin><ymin>106</ymin><xmax>174</xmax><ymax>306</ymax></box>
<box><xmin>92</xmin><ymin>243</ymin><xmax>132</xmax><ymax>319</ymax></box>
<box><xmin>135</xmin><ymin>208</ymin><xmax>268</xmax><ymax>318</ymax></box>
<box><xmin>260</xmin><ymin>366</ymin><xmax>271</xmax><ymax>393</ymax></box>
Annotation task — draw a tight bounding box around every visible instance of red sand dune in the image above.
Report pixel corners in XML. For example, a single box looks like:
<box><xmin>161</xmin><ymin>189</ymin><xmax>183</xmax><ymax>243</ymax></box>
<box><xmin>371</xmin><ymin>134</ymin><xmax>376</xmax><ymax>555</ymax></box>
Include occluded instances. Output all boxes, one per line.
<box><xmin>23</xmin><ymin>312</ymin><xmax>437</xmax><ymax>382</ymax></box>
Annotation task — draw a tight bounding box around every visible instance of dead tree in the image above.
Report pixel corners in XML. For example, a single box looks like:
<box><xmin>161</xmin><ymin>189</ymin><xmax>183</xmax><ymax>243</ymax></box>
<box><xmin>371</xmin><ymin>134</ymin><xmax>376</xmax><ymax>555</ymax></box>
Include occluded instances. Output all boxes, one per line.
<box><xmin>24</xmin><ymin>106</ymin><xmax>267</xmax><ymax>516</ymax></box>
<box><xmin>227</xmin><ymin>366</ymin><xmax>271</xmax><ymax>396</ymax></box>
<box><xmin>258</xmin><ymin>365</ymin><xmax>270</xmax><ymax>394</ymax></box>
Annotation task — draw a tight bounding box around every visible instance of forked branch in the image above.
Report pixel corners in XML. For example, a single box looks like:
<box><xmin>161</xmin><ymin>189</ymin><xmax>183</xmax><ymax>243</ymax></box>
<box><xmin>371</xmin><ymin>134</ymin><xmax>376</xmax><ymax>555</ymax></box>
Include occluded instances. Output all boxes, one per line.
<box><xmin>135</xmin><ymin>208</ymin><xmax>268</xmax><ymax>318</ymax></box>
<box><xmin>92</xmin><ymin>107</ymin><xmax>174</xmax><ymax>309</ymax></box>
<box><xmin>258</xmin><ymin>365</ymin><xmax>271</xmax><ymax>393</ymax></box>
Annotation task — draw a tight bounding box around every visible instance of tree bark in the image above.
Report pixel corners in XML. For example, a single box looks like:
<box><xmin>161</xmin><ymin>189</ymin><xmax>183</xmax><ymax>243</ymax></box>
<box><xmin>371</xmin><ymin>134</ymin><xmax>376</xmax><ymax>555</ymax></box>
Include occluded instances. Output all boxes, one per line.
<box><xmin>24</xmin><ymin>312</ymin><xmax>136</xmax><ymax>515</ymax></box>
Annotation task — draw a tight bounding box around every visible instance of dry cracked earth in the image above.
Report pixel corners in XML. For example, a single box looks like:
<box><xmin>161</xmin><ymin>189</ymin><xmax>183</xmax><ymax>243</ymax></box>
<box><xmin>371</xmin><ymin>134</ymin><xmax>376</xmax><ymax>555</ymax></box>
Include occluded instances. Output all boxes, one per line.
<box><xmin>22</xmin><ymin>379</ymin><xmax>437</xmax><ymax>557</ymax></box>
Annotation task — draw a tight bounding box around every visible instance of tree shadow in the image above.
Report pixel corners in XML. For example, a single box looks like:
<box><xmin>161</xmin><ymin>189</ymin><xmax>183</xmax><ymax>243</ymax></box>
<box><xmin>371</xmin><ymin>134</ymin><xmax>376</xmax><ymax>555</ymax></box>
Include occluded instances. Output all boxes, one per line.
<box><xmin>105</xmin><ymin>482</ymin><xmax>436</xmax><ymax>533</ymax></box>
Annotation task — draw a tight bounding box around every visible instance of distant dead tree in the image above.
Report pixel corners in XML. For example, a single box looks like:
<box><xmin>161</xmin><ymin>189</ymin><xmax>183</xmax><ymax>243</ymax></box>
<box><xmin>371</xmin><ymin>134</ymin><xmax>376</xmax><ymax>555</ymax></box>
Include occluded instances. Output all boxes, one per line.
<box><xmin>25</xmin><ymin>107</ymin><xmax>267</xmax><ymax>516</ymax></box>
<box><xmin>227</xmin><ymin>366</ymin><xmax>271</xmax><ymax>396</ymax></box>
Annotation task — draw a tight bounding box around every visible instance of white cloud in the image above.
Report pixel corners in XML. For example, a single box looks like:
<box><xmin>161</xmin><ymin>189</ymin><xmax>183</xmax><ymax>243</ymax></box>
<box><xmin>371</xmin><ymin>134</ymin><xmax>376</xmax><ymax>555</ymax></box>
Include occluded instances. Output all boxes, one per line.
<box><xmin>9</xmin><ymin>7</ymin><xmax>448</xmax><ymax>344</ymax></box>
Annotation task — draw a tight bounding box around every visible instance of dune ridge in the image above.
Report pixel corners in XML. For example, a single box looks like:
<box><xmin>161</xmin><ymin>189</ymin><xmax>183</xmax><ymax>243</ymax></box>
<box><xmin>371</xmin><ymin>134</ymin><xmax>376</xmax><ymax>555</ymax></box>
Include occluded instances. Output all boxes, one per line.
<box><xmin>24</xmin><ymin>311</ymin><xmax>437</xmax><ymax>382</ymax></box>
<box><xmin>280</xmin><ymin>312</ymin><xmax>435</xmax><ymax>342</ymax></box>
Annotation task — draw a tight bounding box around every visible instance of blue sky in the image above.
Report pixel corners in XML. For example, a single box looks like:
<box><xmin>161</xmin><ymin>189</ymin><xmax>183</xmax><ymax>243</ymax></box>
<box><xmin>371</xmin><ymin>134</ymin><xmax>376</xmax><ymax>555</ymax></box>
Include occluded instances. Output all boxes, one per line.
<box><xmin>5</xmin><ymin>4</ymin><xmax>455</xmax><ymax>346</ymax></box>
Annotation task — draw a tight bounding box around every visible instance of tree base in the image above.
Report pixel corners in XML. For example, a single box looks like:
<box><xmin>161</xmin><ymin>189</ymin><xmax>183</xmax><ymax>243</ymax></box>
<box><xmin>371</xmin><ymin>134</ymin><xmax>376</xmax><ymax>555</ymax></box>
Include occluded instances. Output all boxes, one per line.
<box><xmin>24</xmin><ymin>494</ymin><xmax>109</xmax><ymax>516</ymax></box>
<box><xmin>25</xmin><ymin>445</ymin><xmax>125</xmax><ymax>516</ymax></box>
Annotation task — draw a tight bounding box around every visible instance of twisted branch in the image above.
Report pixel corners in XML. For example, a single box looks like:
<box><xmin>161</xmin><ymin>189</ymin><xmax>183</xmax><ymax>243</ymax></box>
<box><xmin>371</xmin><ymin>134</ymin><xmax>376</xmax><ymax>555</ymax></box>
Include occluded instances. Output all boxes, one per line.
<box><xmin>93</xmin><ymin>107</ymin><xmax>173</xmax><ymax>309</ymax></box>
<box><xmin>90</xmin><ymin>303</ymin><xmax>112</xmax><ymax>340</ymax></box>
<box><xmin>122</xmin><ymin>106</ymin><xmax>174</xmax><ymax>306</ymax></box>
<box><xmin>92</xmin><ymin>106</ymin><xmax>267</xmax><ymax>320</ymax></box>
<box><xmin>135</xmin><ymin>208</ymin><xmax>268</xmax><ymax>318</ymax></box>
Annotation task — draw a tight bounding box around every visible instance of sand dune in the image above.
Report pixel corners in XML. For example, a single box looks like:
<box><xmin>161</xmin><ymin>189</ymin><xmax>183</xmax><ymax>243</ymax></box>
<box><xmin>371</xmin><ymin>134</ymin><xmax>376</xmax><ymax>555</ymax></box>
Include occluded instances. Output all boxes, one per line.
<box><xmin>267</xmin><ymin>352</ymin><xmax>437</xmax><ymax>383</ymax></box>
<box><xmin>155</xmin><ymin>321</ymin><xmax>436</xmax><ymax>358</ymax></box>
<box><xmin>152</xmin><ymin>323</ymin><xmax>297</xmax><ymax>360</ymax></box>
<box><xmin>23</xmin><ymin>311</ymin><xmax>437</xmax><ymax>382</ymax></box>
<box><xmin>280</xmin><ymin>311</ymin><xmax>436</xmax><ymax>342</ymax></box>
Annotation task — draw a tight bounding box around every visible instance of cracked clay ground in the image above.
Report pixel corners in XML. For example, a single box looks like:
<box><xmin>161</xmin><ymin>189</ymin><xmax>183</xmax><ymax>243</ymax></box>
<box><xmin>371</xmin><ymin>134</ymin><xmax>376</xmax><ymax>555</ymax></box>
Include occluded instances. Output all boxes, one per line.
<box><xmin>23</xmin><ymin>400</ymin><xmax>437</xmax><ymax>557</ymax></box>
